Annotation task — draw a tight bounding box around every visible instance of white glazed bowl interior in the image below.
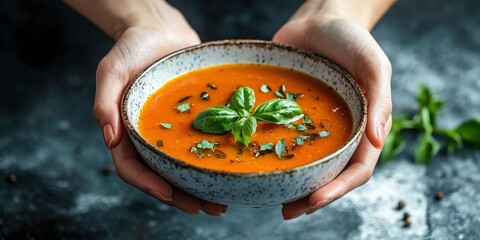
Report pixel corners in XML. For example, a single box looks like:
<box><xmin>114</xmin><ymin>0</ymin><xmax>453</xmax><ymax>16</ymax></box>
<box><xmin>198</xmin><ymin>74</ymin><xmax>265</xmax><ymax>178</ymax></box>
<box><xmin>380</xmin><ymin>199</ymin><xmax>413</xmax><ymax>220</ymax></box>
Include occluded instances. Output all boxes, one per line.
<box><xmin>122</xmin><ymin>40</ymin><xmax>367</xmax><ymax>206</ymax></box>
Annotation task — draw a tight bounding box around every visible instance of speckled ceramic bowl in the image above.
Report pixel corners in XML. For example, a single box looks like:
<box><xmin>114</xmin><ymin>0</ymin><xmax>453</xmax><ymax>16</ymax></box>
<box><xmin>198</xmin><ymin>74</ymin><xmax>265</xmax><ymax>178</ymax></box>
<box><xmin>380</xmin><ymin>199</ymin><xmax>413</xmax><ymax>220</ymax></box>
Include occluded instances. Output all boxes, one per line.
<box><xmin>121</xmin><ymin>40</ymin><xmax>367</xmax><ymax>206</ymax></box>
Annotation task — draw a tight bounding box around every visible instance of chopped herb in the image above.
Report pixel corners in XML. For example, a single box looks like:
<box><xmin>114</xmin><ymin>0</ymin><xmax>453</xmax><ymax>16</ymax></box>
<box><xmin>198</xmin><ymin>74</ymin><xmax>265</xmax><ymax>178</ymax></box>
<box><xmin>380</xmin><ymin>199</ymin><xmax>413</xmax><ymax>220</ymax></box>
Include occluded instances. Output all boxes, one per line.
<box><xmin>295</xmin><ymin>136</ymin><xmax>309</xmax><ymax>145</ymax></box>
<box><xmin>274</xmin><ymin>90</ymin><xmax>284</xmax><ymax>98</ymax></box>
<box><xmin>287</xmin><ymin>124</ymin><xmax>296</xmax><ymax>130</ymax></box>
<box><xmin>295</xmin><ymin>124</ymin><xmax>308</xmax><ymax>132</ymax></box>
<box><xmin>197</xmin><ymin>152</ymin><xmax>205</xmax><ymax>158</ymax></box>
<box><xmin>196</xmin><ymin>139</ymin><xmax>219</xmax><ymax>149</ymax></box>
<box><xmin>286</xmin><ymin>92</ymin><xmax>304</xmax><ymax>101</ymax></box>
<box><xmin>200</xmin><ymin>92</ymin><xmax>210</xmax><ymax>101</ymax></box>
<box><xmin>319</xmin><ymin>130</ymin><xmax>330</xmax><ymax>138</ymax></box>
<box><xmin>303</xmin><ymin>115</ymin><xmax>313</xmax><ymax>124</ymax></box>
<box><xmin>274</xmin><ymin>84</ymin><xmax>286</xmax><ymax>98</ymax></box>
<box><xmin>160</xmin><ymin>123</ymin><xmax>172</xmax><ymax>129</ymax></box>
<box><xmin>207</xmin><ymin>83</ymin><xmax>217</xmax><ymax>90</ymax></box>
<box><xmin>259</xmin><ymin>142</ymin><xmax>274</xmax><ymax>151</ymax></box>
<box><xmin>155</xmin><ymin>140</ymin><xmax>164</xmax><ymax>147</ymax></box>
<box><xmin>260</xmin><ymin>84</ymin><xmax>271</xmax><ymax>93</ymax></box>
<box><xmin>275</xmin><ymin>139</ymin><xmax>286</xmax><ymax>158</ymax></box>
<box><xmin>177</xmin><ymin>95</ymin><xmax>192</xmax><ymax>103</ymax></box>
<box><xmin>189</xmin><ymin>146</ymin><xmax>198</xmax><ymax>153</ymax></box>
<box><xmin>176</xmin><ymin>102</ymin><xmax>190</xmax><ymax>113</ymax></box>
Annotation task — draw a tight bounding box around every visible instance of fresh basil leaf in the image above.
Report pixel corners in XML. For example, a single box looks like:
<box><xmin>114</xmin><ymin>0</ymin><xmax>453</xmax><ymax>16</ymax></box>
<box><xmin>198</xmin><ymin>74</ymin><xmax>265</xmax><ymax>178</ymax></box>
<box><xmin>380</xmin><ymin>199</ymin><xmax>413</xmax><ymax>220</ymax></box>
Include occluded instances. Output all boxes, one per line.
<box><xmin>295</xmin><ymin>136</ymin><xmax>309</xmax><ymax>145</ymax></box>
<box><xmin>274</xmin><ymin>90</ymin><xmax>284</xmax><ymax>98</ymax></box>
<box><xmin>380</xmin><ymin>130</ymin><xmax>405</xmax><ymax>163</ymax></box>
<box><xmin>455</xmin><ymin>118</ymin><xmax>480</xmax><ymax>147</ymax></box>
<box><xmin>286</xmin><ymin>92</ymin><xmax>303</xmax><ymax>101</ymax></box>
<box><xmin>275</xmin><ymin>139</ymin><xmax>286</xmax><ymax>158</ymax></box>
<box><xmin>260</xmin><ymin>84</ymin><xmax>271</xmax><ymax>93</ymax></box>
<box><xmin>415</xmin><ymin>133</ymin><xmax>440</xmax><ymax>164</ymax></box>
<box><xmin>159</xmin><ymin>123</ymin><xmax>172</xmax><ymax>129</ymax></box>
<box><xmin>434</xmin><ymin>128</ymin><xmax>462</xmax><ymax>154</ymax></box>
<box><xmin>176</xmin><ymin>102</ymin><xmax>190</xmax><ymax>113</ymax></box>
<box><xmin>259</xmin><ymin>142</ymin><xmax>274</xmax><ymax>151</ymax></box>
<box><xmin>416</xmin><ymin>85</ymin><xmax>444</xmax><ymax>126</ymax></box>
<box><xmin>295</xmin><ymin>124</ymin><xmax>308</xmax><ymax>132</ymax></box>
<box><xmin>232</xmin><ymin>116</ymin><xmax>257</xmax><ymax>147</ymax></box>
<box><xmin>189</xmin><ymin>146</ymin><xmax>198</xmax><ymax>152</ymax></box>
<box><xmin>253</xmin><ymin>99</ymin><xmax>303</xmax><ymax>124</ymax></box>
<box><xmin>193</xmin><ymin>106</ymin><xmax>240</xmax><ymax>133</ymax></box>
<box><xmin>228</xmin><ymin>86</ymin><xmax>255</xmax><ymax>113</ymax></box>
<box><xmin>303</xmin><ymin>115</ymin><xmax>313</xmax><ymax>124</ymax></box>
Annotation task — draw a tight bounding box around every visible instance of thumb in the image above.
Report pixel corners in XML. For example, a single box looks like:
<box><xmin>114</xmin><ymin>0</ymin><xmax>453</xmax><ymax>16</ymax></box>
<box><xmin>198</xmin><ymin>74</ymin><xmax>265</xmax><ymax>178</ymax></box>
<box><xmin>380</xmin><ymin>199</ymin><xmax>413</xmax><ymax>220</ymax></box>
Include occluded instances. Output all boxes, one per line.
<box><xmin>94</xmin><ymin>52</ymin><xmax>127</xmax><ymax>149</ymax></box>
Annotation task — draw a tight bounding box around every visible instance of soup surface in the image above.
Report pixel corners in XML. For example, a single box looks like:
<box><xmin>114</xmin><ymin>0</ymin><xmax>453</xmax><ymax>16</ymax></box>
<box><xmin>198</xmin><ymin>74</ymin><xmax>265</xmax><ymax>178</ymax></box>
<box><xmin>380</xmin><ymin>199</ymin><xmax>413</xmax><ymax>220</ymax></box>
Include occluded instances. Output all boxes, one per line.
<box><xmin>138</xmin><ymin>64</ymin><xmax>353</xmax><ymax>173</ymax></box>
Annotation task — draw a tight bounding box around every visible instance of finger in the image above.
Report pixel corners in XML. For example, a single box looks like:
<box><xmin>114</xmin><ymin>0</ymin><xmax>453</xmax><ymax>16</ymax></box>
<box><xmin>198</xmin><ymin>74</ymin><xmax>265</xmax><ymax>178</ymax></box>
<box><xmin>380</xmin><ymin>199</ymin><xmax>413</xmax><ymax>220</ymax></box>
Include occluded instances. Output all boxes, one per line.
<box><xmin>94</xmin><ymin>52</ymin><xmax>128</xmax><ymax>149</ymax></box>
<box><xmin>111</xmin><ymin>129</ymin><xmax>173</xmax><ymax>203</ymax></box>
<box><xmin>171</xmin><ymin>189</ymin><xmax>201</xmax><ymax>215</ymax></box>
<box><xmin>306</xmin><ymin>116</ymin><xmax>392</xmax><ymax>215</ymax></box>
<box><xmin>200</xmin><ymin>200</ymin><xmax>227</xmax><ymax>217</ymax></box>
<box><xmin>281</xmin><ymin>198</ymin><xmax>310</xmax><ymax>220</ymax></box>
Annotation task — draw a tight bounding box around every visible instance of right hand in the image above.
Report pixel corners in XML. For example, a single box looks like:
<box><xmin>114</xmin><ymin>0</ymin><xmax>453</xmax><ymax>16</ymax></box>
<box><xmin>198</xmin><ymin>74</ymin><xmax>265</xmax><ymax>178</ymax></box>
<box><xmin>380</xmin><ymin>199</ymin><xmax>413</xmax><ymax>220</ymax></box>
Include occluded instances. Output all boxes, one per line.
<box><xmin>94</xmin><ymin>10</ymin><xmax>227</xmax><ymax>216</ymax></box>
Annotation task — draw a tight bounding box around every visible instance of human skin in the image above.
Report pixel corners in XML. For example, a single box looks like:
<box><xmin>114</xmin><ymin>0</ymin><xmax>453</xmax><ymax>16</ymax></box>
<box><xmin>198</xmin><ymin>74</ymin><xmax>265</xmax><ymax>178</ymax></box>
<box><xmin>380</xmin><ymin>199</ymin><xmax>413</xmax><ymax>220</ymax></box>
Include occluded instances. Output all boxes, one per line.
<box><xmin>273</xmin><ymin>0</ymin><xmax>395</xmax><ymax>220</ymax></box>
<box><xmin>63</xmin><ymin>0</ymin><xmax>395</xmax><ymax>219</ymax></box>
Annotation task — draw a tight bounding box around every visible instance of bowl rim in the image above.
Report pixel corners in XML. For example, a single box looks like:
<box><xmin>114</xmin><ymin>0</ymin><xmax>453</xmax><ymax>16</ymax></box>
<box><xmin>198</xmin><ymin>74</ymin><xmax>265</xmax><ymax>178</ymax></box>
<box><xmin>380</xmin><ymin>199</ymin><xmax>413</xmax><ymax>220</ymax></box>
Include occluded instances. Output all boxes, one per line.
<box><xmin>121</xmin><ymin>39</ymin><xmax>367</xmax><ymax>177</ymax></box>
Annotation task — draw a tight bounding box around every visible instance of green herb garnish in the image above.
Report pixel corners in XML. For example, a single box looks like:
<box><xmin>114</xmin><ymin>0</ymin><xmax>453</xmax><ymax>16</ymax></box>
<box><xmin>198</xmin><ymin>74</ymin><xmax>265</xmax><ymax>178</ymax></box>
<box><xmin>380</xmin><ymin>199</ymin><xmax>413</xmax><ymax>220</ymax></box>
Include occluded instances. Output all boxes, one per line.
<box><xmin>196</xmin><ymin>139</ymin><xmax>219</xmax><ymax>149</ymax></box>
<box><xmin>303</xmin><ymin>114</ymin><xmax>313</xmax><ymax>124</ymax></box>
<box><xmin>259</xmin><ymin>142</ymin><xmax>274</xmax><ymax>151</ymax></box>
<box><xmin>176</xmin><ymin>102</ymin><xmax>190</xmax><ymax>113</ymax></box>
<box><xmin>189</xmin><ymin>140</ymin><xmax>220</xmax><ymax>158</ymax></box>
<box><xmin>200</xmin><ymin>92</ymin><xmax>210</xmax><ymax>101</ymax></box>
<box><xmin>260</xmin><ymin>84</ymin><xmax>271</xmax><ymax>93</ymax></box>
<box><xmin>160</xmin><ymin>123</ymin><xmax>172</xmax><ymax>129</ymax></box>
<box><xmin>319</xmin><ymin>130</ymin><xmax>330</xmax><ymax>138</ymax></box>
<box><xmin>381</xmin><ymin>84</ymin><xmax>480</xmax><ymax>164</ymax></box>
<box><xmin>275</xmin><ymin>139</ymin><xmax>286</xmax><ymax>158</ymax></box>
<box><xmin>295</xmin><ymin>136</ymin><xmax>309</xmax><ymax>145</ymax></box>
<box><xmin>295</xmin><ymin>124</ymin><xmax>308</xmax><ymax>132</ymax></box>
<box><xmin>193</xmin><ymin>86</ymin><xmax>303</xmax><ymax>146</ymax></box>
<box><xmin>286</xmin><ymin>92</ymin><xmax>304</xmax><ymax>101</ymax></box>
<box><xmin>274</xmin><ymin>84</ymin><xmax>286</xmax><ymax>98</ymax></box>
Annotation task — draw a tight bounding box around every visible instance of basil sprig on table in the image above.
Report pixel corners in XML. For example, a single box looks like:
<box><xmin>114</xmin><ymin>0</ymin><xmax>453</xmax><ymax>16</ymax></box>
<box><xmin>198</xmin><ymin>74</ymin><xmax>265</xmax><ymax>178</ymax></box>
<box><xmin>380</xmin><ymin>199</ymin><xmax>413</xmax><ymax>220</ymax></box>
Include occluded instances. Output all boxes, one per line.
<box><xmin>193</xmin><ymin>86</ymin><xmax>304</xmax><ymax>146</ymax></box>
<box><xmin>381</xmin><ymin>85</ymin><xmax>480</xmax><ymax>164</ymax></box>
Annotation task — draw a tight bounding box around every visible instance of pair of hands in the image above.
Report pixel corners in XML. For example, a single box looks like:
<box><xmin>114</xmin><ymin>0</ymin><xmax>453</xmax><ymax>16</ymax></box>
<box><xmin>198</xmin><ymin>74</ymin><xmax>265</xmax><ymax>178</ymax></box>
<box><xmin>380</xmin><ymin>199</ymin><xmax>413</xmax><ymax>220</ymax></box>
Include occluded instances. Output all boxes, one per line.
<box><xmin>95</xmin><ymin>1</ymin><xmax>392</xmax><ymax>219</ymax></box>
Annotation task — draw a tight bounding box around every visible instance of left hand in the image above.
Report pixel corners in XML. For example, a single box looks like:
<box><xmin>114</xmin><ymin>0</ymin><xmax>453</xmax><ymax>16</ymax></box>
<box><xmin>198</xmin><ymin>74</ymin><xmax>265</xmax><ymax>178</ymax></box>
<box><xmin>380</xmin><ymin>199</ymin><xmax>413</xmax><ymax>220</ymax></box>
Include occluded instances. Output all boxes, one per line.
<box><xmin>273</xmin><ymin>0</ymin><xmax>393</xmax><ymax>220</ymax></box>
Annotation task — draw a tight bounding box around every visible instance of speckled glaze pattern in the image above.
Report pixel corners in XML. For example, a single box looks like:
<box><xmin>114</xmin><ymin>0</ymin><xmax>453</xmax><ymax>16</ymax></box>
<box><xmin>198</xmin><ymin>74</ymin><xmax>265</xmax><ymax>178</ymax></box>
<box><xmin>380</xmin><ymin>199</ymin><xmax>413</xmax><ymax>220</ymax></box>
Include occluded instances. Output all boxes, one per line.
<box><xmin>122</xmin><ymin>40</ymin><xmax>367</xmax><ymax>206</ymax></box>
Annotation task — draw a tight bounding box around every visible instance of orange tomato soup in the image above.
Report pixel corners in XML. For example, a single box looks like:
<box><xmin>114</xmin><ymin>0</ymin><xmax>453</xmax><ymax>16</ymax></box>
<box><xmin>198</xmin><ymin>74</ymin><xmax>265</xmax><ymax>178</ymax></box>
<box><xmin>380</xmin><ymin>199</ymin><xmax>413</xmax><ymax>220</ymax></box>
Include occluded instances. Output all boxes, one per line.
<box><xmin>138</xmin><ymin>64</ymin><xmax>353</xmax><ymax>173</ymax></box>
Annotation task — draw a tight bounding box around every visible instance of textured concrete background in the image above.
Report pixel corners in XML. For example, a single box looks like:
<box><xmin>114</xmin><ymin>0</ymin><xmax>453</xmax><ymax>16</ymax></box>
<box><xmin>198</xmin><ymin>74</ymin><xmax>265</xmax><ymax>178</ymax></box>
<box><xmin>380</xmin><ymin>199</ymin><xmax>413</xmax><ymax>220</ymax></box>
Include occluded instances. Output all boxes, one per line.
<box><xmin>1</xmin><ymin>0</ymin><xmax>479</xmax><ymax>239</ymax></box>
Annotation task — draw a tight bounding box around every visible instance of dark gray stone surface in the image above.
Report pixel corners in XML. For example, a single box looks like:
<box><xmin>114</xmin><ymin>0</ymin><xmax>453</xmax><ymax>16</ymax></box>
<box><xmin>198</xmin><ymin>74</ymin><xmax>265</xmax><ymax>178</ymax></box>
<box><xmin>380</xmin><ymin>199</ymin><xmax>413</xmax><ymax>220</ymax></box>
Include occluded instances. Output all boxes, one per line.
<box><xmin>1</xmin><ymin>0</ymin><xmax>479</xmax><ymax>239</ymax></box>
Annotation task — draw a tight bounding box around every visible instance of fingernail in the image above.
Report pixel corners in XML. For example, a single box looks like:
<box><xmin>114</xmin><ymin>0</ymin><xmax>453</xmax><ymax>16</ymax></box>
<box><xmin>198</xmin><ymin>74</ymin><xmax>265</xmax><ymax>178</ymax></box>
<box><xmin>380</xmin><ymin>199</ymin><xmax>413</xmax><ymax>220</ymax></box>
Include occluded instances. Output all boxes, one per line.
<box><xmin>376</xmin><ymin>124</ymin><xmax>385</xmax><ymax>146</ymax></box>
<box><xmin>150</xmin><ymin>190</ymin><xmax>172</xmax><ymax>202</ymax></box>
<box><xmin>306</xmin><ymin>198</ymin><xmax>333</xmax><ymax>215</ymax></box>
<box><xmin>103</xmin><ymin>124</ymin><xmax>115</xmax><ymax>149</ymax></box>
<box><xmin>221</xmin><ymin>205</ymin><xmax>228</xmax><ymax>213</ymax></box>
<box><xmin>284</xmin><ymin>211</ymin><xmax>307</xmax><ymax>221</ymax></box>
